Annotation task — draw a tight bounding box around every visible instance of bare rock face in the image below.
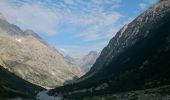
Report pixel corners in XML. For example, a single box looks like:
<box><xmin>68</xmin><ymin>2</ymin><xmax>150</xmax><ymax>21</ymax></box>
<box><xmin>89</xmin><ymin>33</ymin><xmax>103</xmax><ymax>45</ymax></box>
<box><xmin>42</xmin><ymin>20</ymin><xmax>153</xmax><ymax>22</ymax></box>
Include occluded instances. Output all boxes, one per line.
<box><xmin>0</xmin><ymin>15</ymin><xmax>84</xmax><ymax>88</ymax></box>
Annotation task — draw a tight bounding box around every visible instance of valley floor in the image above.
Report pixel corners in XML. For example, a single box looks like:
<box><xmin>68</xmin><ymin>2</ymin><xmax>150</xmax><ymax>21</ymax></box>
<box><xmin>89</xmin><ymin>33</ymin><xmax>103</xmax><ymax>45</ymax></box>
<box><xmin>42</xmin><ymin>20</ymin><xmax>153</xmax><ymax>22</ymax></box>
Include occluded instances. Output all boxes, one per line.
<box><xmin>36</xmin><ymin>85</ymin><xmax>170</xmax><ymax>100</ymax></box>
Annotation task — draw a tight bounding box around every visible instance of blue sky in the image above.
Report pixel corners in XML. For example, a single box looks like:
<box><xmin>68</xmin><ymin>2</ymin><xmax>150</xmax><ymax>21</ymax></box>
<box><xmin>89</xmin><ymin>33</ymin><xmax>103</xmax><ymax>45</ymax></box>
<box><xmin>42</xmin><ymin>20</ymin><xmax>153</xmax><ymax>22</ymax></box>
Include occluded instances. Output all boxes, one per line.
<box><xmin>0</xmin><ymin>0</ymin><xmax>158</xmax><ymax>58</ymax></box>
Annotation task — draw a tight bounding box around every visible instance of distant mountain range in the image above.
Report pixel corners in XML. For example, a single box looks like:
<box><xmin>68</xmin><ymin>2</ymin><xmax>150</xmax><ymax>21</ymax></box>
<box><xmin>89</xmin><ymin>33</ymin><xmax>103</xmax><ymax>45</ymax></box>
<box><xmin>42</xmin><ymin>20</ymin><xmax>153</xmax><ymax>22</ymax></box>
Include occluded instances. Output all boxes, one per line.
<box><xmin>74</xmin><ymin>51</ymin><xmax>99</xmax><ymax>72</ymax></box>
<box><xmin>49</xmin><ymin>0</ymin><xmax>170</xmax><ymax>99</ymax></box>
<box><xmin>63</xmin><ymin>51</ymin><xmax>99</xmax><ymax>72</ymax></box>
<box><xmin>0</xmin><ymin>13</ymin><xmax>84</xmax><ymax>88</ymax></box>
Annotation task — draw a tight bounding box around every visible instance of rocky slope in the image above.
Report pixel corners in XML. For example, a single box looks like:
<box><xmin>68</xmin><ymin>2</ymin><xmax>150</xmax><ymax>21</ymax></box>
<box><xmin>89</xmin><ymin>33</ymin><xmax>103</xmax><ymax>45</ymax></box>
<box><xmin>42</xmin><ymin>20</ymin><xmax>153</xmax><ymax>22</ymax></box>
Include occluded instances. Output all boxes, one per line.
<box><xmin>0</xmin><ymin>14</ymin><xmax>84</xmax><ymax>88</ymax></box>
<box><xmin>49</xmin><ymin>0</ymin><xmax>170</xmax><ymax>99</ymax></box>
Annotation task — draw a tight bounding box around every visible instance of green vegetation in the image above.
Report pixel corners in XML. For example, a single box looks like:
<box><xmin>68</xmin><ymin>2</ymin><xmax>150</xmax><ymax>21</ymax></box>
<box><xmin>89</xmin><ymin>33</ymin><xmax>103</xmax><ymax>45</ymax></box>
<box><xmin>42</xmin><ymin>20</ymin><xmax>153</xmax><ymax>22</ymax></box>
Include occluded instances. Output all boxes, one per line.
<box><xmin>83</xmin><ymin>86</ymin><xmax>170</xmax><ymax>100</ymax></box>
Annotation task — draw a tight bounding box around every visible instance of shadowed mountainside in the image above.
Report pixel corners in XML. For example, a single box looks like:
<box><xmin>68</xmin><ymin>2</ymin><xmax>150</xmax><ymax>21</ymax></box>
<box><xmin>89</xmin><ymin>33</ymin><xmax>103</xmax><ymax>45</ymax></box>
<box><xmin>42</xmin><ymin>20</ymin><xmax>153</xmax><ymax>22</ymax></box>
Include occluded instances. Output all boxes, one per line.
<box><xmin>49</xmin><ymin>0</ymin><xmax>170</xmax><ymax>99</ymax></box>
<box><xmin>0</xmin><ymin>65</ymin><xmax>44</xmax><ymax>99</ymax></box>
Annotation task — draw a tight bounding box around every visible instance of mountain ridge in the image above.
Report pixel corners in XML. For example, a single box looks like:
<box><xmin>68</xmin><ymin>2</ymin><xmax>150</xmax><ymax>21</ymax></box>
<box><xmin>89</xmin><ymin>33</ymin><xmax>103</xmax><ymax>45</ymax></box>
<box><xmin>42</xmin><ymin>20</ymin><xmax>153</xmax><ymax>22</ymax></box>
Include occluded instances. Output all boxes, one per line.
<box><xmin>0</xmin><ymin>14</ymin><xmax>84</xmax><ymax>88</ymax></box>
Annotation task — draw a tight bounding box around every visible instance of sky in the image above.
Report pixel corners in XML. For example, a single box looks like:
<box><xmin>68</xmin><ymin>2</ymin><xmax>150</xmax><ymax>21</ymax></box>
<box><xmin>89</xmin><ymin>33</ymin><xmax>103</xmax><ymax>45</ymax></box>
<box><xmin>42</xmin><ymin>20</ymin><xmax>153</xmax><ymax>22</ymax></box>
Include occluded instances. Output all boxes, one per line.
<box><xmin>0</xmin><ymin>0</ymin><xmax>158</xmax><ymax>58</ymax></box>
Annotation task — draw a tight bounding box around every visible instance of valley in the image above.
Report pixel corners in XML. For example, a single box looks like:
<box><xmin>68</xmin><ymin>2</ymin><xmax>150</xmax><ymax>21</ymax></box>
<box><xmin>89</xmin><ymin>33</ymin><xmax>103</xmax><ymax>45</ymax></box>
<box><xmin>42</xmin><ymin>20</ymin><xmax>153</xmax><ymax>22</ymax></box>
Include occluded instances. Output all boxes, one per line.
<box><xmin>0</xmin><ymin>0</ymin><xmax>170</xmax><ymax>100</ymax></box>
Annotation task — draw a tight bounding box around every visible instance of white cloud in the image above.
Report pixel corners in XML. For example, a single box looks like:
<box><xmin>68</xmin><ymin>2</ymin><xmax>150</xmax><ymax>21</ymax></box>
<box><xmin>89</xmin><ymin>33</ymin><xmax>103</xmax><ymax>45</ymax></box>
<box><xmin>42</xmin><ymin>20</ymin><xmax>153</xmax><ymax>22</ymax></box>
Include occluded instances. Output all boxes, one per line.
<box><xmin>0</xmin><ymin>0</ymin><xmax>122</xmax><ymax>38</ymax></box>
<box><xmin>71</xmin><ymin>12</ymin><xmax>122</xmax><ymax>41</ymax></box>
<box><xmin>0</xmin><ymin>0</ymin><xmax>125</xmax><ymax>57</ymax></box>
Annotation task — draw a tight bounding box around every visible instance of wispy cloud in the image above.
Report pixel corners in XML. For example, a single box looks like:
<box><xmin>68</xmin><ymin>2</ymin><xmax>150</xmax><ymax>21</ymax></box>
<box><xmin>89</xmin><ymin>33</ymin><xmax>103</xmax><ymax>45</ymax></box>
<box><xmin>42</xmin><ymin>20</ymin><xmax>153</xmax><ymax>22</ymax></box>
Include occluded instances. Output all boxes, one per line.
<box><xmin>0</xmin><ymin>1</ymin><xmax>62</xmax><ymax>35</ymax></box>
<box><xmin>0</xmin><ymin>0</ymin><xmax>154</xmax><ymax>57</ymax></box>
<box><xmin>71</xmin><ymin>12</ymin><xmax>122</xmax><ymax>41</ymax></box>
<box><xmin>0</xmin><ymin>0</ymin><xmax>122</xmax><ymax>37</ymax></box>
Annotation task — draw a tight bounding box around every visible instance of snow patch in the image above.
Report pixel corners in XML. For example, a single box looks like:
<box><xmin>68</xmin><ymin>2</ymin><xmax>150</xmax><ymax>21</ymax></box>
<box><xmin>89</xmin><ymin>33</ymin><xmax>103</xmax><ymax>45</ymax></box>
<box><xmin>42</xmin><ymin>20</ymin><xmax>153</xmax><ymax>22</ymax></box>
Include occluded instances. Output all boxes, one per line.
<box><xmin>51</xmin><ymin>72</ymin><xmax>55</xmax><ymax>76</ymax></box>
<box><xmin>15</xmin><ymin>38</ymin><xmax>22</xmax><ymax>42</ymax></box>
<box><xmin>36</xmin><ymin>90</ymin><xmax>62</xmax><ymax>100</ymax></box>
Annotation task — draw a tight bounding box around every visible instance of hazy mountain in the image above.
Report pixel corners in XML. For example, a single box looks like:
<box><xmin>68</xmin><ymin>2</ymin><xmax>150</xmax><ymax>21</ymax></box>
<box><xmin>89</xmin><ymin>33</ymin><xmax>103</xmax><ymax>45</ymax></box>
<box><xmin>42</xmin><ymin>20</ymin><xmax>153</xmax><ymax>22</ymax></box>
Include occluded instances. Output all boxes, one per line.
<box><xmin>63</xmin><ymin>51</ymin><xmax>99</xmax><ymax>72</ymax></box>
<box><xmin>64</xmin><ymin>55</ymin><xmax>75</xmax><ymax>64</ymax></box>
<box><xmin>49</xmin><ymin>0</ymin><xmax>170</xmax><ymax>99</ymax></box>
<box><xmin>74</xmin><ymin>51</ymin><xmax>99</xmax><ymax>72</ymax></box>
<box><xmin>0</xmin><ymin>14</ymin><xmax>84</xmax><ymax>88</ymax></box>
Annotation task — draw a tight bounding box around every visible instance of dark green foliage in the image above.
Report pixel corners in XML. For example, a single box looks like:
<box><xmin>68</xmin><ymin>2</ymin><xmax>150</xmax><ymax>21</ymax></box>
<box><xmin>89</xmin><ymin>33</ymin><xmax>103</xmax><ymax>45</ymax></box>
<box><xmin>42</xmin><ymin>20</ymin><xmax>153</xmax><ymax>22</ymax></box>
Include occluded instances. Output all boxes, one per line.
<box><xmin>0</xmin><ymin>65</ymin><xmax>45</xmax><ymax>99</ymax></box>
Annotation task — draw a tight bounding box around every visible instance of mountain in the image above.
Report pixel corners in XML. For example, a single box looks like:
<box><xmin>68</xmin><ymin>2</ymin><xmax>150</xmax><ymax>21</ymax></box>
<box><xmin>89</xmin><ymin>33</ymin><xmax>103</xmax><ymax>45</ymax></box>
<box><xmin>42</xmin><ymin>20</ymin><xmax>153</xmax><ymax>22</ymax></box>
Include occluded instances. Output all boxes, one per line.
<box><xmin>63</xmin><ymin>51</ymin><xmax>99</xmax><ymax>72</ymax></box>
<box><xmin>0</xmin><ymin>14</ymin><xmax>84</xmax><ymax>88</ymax></box>
<box><xmin>49</xmin><ymin>0</ymin><xmax>170</xmax><ymax>99</ymax></box>
<box><xmin>64</xmin><ymin>55</ymin><xmax>75</xmax><ymax>64</ymax></box>
<box><xmin>0</xmin><ymin>65</ymin><xmax>44</xmax><ymax>99</ymax></box>
<box><xmin>74</xmin><ymin>51</ymin><xmax>99</xmax><ymax>72</ymax></box>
